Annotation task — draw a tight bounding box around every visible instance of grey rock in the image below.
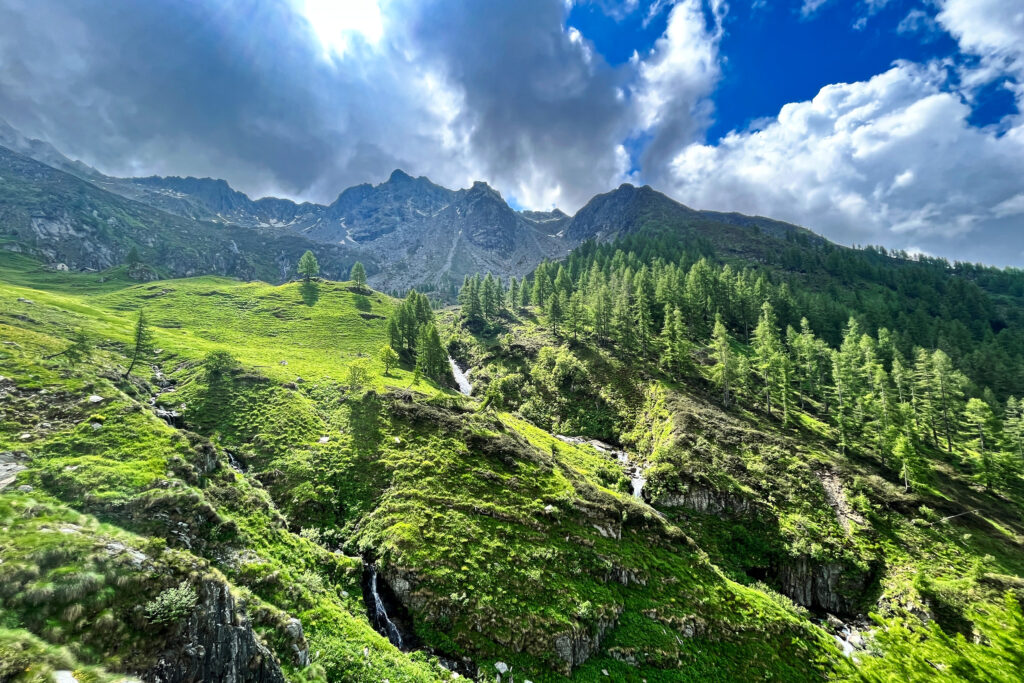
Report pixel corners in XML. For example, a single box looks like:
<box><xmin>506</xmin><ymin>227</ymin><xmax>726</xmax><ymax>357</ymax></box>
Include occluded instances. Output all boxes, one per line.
<box><xmin>145</xmin><ymin>579</ymin><xmax>285</xmax><ymax>683</ymax></box>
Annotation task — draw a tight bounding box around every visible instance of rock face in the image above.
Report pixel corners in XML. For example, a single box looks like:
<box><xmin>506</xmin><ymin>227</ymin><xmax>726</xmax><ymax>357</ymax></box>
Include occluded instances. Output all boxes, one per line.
<box><xmin>655</xmin><ymin>482</ymin><xmax>753</xmax><ymax>516</ymax></box>
<box><xmin>552</xmin><ymin>613</ymin><xmax>621</xmax><ymax>675</ymax></box>
<box><xmin>774</xmin><ymin>557</ymin><xmax>868</xmax><ymax>616</ymax></box>
<box><xmin>145</xmin><ymin>579</ymin><xmax>285</xmax><ymax>683</ymax></box>
<box><xmin>0</xmin><ymin>146</ymin><xmax>361</xmax><ymax>283</ymax></box>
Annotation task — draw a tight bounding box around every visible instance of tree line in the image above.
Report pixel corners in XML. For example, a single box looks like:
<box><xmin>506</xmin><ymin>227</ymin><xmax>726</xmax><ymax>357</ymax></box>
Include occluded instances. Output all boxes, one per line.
<box><xmin>459</xmin><ymin>249</ymin><xmax>1024</xmax><ymax>494</ymax></box>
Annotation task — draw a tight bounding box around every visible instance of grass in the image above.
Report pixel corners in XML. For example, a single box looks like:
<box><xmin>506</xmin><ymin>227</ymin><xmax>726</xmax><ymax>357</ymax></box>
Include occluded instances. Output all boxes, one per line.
<box><xmin>1</xmin><ymin>258</ymin><xmax>1022</xmax><ymax>682</ymax></box>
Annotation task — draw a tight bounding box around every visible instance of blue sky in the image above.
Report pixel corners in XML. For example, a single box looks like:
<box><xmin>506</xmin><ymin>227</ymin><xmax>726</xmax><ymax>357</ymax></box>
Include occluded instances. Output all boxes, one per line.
<box><xmin>0</xmin><ymin>0</ymin><xmax>1023</xmax><ymax>265</ymax></box>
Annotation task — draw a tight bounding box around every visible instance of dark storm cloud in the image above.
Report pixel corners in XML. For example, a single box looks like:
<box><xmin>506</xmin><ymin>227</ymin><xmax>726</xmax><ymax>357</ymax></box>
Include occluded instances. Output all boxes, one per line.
<box><xmin>403</xmin><ymin>0</ymin><xmax>634</xmax><ymax>208</ymax></box>
<box><xmin>0</xmin><ymin>0</ymin><xmax>649</xmax><ymax>207</ymax></box>
<box><xmin>0</xmin><ymin>1</ymin><xmax>344</xmax><ymax>197</ymax></box>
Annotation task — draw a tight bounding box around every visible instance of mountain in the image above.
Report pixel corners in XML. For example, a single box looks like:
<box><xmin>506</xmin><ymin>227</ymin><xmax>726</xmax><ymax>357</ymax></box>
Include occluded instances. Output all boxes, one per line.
<box><xmin>0</xmin><ymin>121</ymin><xmax>845</xmax><ymax>294</ymax></box>
<box><xmin>0</xmin><ymin>145</ymin><xmax>364</xmax><ymax>282</ymax></box>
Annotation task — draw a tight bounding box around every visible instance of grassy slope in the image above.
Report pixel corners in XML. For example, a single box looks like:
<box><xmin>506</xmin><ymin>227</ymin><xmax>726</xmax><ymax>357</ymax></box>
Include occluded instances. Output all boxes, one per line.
<box><xmin>5</xmin><ymin>257</ymin><xmax>1020</xmax><ymax>681</ymax></box>
<box><xmin>444</xmin><ymin>307</ymin><xmax>1024</xmax><ymax>678</ymax></box>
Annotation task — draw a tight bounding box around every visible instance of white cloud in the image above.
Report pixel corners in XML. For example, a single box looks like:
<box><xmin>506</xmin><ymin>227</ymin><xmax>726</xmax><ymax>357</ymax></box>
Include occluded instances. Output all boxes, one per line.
<box><xmin>632</xmin><ymin>0</ymin><xmax>726</xmax><ymax>177</ymax></box>
<box><xmin>664</xmin><ymin>62</ymin><xmax>1024</xmax><ymax>264</ymax></box>
<box><xmin>897</xmin><ymin>9</ymin><xmax>940</xmax><ymax>40</ymax></box>
<box><xmin>296</xmin><ymin>0</ymin><xmax>385</xmax><ymax>60</ymax></box>
<box><xmin>801</xmin><ymin>0</ymin><xmax>831</xmax><ymax>19</ymax></box>
<box><xmin>937</xmin><ymin>0</ymin><xmax>1024</xmax><ymax>100</ymax></box>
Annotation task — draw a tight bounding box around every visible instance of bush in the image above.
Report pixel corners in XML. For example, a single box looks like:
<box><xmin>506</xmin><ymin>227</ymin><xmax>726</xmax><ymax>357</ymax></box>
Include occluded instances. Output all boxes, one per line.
<box><xmin>204</xmin><ymin>350</ymin><xmax>240</xmax><ymax>380</ymax></box>
<box><xmin>144</xmin><ymin>582</ymin><xmax>198</xmax><ymax>626</ymax></box>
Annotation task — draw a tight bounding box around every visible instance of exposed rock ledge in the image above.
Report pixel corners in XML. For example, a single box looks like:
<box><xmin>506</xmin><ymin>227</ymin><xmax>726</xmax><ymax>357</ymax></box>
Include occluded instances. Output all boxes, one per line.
<box><xmin>655</xmin><ymin>482</ymin><xmax>753</xmax><ymax>516</ymax></box>
<box><xmin>144</xmin><ymin>579</ymin><xmax>286</xmax><ymax>683</ymax></box>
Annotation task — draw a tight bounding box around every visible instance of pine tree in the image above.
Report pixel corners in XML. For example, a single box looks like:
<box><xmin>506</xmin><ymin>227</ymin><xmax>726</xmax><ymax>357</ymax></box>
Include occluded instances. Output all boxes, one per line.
<box><xmin>298</xmin><ymin>250</ymin><xmax>319</xmax><ymax>281</ymax></box>
<box><xmin>507</xmin><ymin>277</ymin><xmax>520</xmax><ymax>310</ymax></box>
<box><xmin>565</xmin><ymin>291</ymin><xmax>585</xmax><ymax>343</ymax></box>
<box><xmin>547</xmin><ymin>291</ymin><xmax>564</xmax><ymax>337</ymax></box>
<box><xmin>482</xmin><ymin>273</ymin><xmax>498</xmax><ymax>320</ymax></box>
<box><xmin>932</xmin><ymin>350</ymin><xmax>966</xmax><ymax>454</ymax></box>
<box><xmin>752</xmin><ymin>301</ymin><xmax>784</xmax><ymax>416</ymax></box>
<box><xmin>633</xmin><ymin>286</ymin><xmax>654</xmax><ymax>355</ymax></box>
<box><xmin>124</xmin><ymin>310</ymin><xmax>154</xmax><ymax>379</ymax></box>
<box><xmin>1003</xmin><ymin>397</ymin><xmax>1024</xmax><ymax>463</ymax></box>
<box><xmin>892</xmin><ymin>434</ymin><xmax>919</xmax><ymax>491</ymax></box>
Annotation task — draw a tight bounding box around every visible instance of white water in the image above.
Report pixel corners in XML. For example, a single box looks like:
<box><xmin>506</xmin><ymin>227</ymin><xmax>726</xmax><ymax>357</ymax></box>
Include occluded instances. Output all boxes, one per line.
<box><xmin>557</xmin><ymin>435</ymin><xmax>646</xmax><ymax>499</ymax></box>
<box><xmin>448</xmin><ymin>357</ymin><xmax>473</xmax><ymax>395</ymax></box>
<box><xmin>370</xmin><ymin>567</ymin><xmax>404</xmax><ymax>649</ymax></box>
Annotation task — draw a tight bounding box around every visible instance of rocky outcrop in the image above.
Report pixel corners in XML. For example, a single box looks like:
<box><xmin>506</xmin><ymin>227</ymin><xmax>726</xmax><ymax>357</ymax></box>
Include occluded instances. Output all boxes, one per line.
<box><xmin>775</xmin><ymin>557</ymin><xmax>868</xmax><ymax>616</ymax></box>
<box><xmin>655</xmin><ymin>483</ymin><xmax>753</xmax><ymax>516</ymax></box>
<box><xmin>552</xmin><ymin>611</ymin><xmax>621</xmax><ymax>675</ymax></box>
<box><xmin>145</xmin><ymin>579</ymin><xmax>285</xmax><ymax>683</ymax></box>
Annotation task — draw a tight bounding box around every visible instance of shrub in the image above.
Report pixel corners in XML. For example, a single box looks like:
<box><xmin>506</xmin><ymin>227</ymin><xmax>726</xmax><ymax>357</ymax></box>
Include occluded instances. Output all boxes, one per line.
<box><xmin>144</xmin><ymin>582</ymin><xmax>198</xmax><ymax>626</ymax></box>
<box><xmin>204</xmin><ymin>350</ymin><xmax>240</xmax><ymax>380</ymax></box>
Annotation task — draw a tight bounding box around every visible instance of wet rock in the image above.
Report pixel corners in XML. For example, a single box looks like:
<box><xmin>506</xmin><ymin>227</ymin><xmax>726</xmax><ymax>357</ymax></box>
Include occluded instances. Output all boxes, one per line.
<box><xmin>145</xmin><ymin>579</ymin><xmax>285</xmax><ymax>683</ymax></box>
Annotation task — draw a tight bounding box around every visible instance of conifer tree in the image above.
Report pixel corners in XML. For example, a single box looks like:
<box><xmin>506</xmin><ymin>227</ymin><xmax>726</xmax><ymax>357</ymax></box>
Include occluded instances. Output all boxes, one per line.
<box><xmin>350</xmin><ymin>261</ymin><xmax>367</xmax><ymax>289</ymax></box>
<box><xmin>547</xmin><ymin>291</ymin><xmax>564</xmax><ymax>337</ymax></box>
<box><xmin>892</xmin><ymin>434</ymin><xmax>919</xmax><ymax>491</ymax></box>
<box><xmin>964</xmin><ymin>397</ymin><xmax>999</xmax><ymax>490</ymax></box>
<box><xmin>710</xmin><ymin>314</ymin><xmax>735</xmax><ymax>407</ymax></box>
<box><xmin>565</xmin><ymin>291</ymin><xmax>585</xmax><ymax>343</ymax></box>
<box><xmin>1004</xmin><ymin>397</ymin><xmax>1024</xmax><ymax>463</ymax></box>
<box><xmin>415</xmin><ymin>323</ymin><xmax>449</xmax><ymax>382</ymax></box>
<box><xmin>752</xmin><ymin>301</ymin><xmax>784</xmax><ymax>416</ymax></box>
<box><xmin>633</xmin><ymin>286</ymin><xmax>654</xmax><ymax>355</ymax></box>
<box><xmin>124</xmin><ymin>310</ymin><xmax>154</xmax><ymax>379</ymax></box>
<box><xmin>298</xmin><ymin>250</ymin><xmax>319</xmax><ymax>281</ymax></box>
<box><xmin>508</xmin><ymin>277</ymin><xmax>520</xmax><ymax>310</ymax></box>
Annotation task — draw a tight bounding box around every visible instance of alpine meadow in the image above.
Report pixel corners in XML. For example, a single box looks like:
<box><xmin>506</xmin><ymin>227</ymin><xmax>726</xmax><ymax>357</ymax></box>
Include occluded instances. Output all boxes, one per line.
<box><xmin>2</xmin><ymin>1</ymin><xmax>1024</xmax><ymax>682</ymax></box>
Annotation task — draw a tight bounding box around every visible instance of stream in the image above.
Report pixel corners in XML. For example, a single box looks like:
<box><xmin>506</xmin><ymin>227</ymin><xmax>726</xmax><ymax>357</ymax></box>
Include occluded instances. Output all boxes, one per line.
<box><xmin>556</xmin><ymin>435</ymin><xmax>647</xmax><ymax>500</ymax></box>
<box><xmin>448</xmin><ymin>356</ymin><xmax>473</xmax><ymax>396</ymax></box>
<box><xmin>149</xmin><ymin>364</ymin><xmax>182</xmax><ymax>427</ymax></box>
<box><xmin>366</xmin><ymin>564</ymin><xmax>405</xmax><ymax>649</ymax></box>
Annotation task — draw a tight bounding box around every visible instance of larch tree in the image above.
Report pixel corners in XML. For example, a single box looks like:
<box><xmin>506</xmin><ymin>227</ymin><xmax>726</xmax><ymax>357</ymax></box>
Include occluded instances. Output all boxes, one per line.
<box><xmin>350</xmin><ymin>261</ymin><xmax>367</xmax><ymax>289</ymax></box>
<box><xmin>124</xmin><ymin>310</ymin><xmax>154</xmax><ymax>379</ymax></box>
<box><xmin>298</xmin><ymin>250</ymin><xmax>319</xmax><ymax>281</ymax></box>
<box><xmin>710</xmin><ymin>314</ymin><xmax>735</xmax><ymax>407</ymax></box>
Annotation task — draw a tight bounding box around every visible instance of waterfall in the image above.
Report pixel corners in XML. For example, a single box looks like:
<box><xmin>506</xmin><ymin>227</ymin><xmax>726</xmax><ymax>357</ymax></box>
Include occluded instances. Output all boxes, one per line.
<box><xmin>369</xmin><ymin>566</ymin><xmax>404</xmax><ymax>649</ymax></box>
<box><xmin>448</xmin><ymin>356</ymin><xmax>473</xmax><ymax>395</ymax></box>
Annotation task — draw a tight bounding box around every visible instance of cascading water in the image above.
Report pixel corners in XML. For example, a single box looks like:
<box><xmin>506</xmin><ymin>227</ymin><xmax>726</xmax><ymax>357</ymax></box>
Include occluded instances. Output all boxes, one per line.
<box><xmin>367</xmin><ymin>565</ymin><xmax>404</xmax><ymax>649</ymax></box>
<box><xmin>448</xmin><ymin>356</ymin><xmax>473</xmax><ymax>395</ymax></box>
<box><xmin>559</xmin><ymin>435</ymin><xmax>647</xmax><ymax>500</ymax></box>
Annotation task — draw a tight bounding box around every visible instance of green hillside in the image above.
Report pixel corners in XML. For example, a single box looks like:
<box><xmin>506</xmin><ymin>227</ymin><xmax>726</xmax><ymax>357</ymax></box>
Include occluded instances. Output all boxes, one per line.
<box><xmin>1</xmin><ymin>247</ymin><xmax>1022</xmax><ymax>682</ymax></box>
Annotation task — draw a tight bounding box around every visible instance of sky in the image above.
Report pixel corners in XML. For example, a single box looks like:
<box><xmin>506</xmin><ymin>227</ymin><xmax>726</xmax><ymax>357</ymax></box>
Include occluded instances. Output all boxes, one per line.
<box><xmin>0</xmin><ymin>0</ymin><xmax>1022</xmax><ymax>266</ymax></box>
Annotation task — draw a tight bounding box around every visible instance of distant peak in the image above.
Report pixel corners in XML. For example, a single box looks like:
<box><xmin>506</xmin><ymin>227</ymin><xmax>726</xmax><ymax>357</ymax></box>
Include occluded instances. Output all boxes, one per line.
<box><xmin>388</xmin><ymin>169</ymin><xmax>413</xmax><ymax>183</ymax></box>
